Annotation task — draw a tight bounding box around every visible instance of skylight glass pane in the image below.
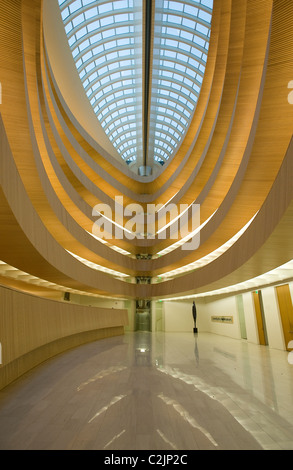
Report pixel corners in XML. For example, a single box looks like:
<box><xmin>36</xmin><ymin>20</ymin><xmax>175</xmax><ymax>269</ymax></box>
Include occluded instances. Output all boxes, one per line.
<box><xmin>149</xmin><ymin>0</ymin><xmax>213</xmax><ymax>166</ymax></box>
<box><xmin>58</xmin><ymin>0</ymin><xmax>143</xmax><ymax>165</ymax></box>
<box><xmin>58</xmin><ymin>0</ymin><xmax>213</xmax><ymax>169</ymax></box>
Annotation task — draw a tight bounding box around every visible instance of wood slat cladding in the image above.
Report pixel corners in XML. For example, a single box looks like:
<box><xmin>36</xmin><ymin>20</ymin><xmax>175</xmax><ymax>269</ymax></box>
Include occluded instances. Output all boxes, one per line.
<box><xmin>0</xmin><ymin>0</ymin><xmax>292</xmax><ymax>302</ymax></box>
<box><xmin>0</xmin><ymin>2</ymin><xmax>22</xmax><ymax>75</ymax></box>
<box><xmin>0</xmin><ymin>284</ymin><xmax>128</xmax><ymax>391</ymax></box>
<box><xmin>143</xmin><ymin>144</ymin><xmax>293</xmax><ymax>299</ymax></box>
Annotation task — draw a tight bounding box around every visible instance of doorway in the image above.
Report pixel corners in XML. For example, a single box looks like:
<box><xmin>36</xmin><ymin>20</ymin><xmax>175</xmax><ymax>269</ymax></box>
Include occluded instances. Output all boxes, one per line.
<box><xmin>135</xmin><ymin>300</ymin><xmax>151</xmax><ymax>332</ymax></box>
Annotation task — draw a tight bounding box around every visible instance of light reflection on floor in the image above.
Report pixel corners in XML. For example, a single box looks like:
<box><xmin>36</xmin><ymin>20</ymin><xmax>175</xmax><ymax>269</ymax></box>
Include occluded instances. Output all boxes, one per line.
<box><xmin>0</xmin><ymin>331</ymin><xmax>293</xmax><ymax>450</ymax></box>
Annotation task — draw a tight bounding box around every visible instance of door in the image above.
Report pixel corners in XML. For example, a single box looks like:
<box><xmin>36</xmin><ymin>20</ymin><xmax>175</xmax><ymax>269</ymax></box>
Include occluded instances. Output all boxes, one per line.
<box><xmin>135</xmin><ymin>300</ymin><xmax>151</xmax><ymax>331</ymax></box>
<box><xmin>136</xmin><ymin>311</ymin><xmax>151</xmax><ymax>331</ymax></box>
<box><xmin>276</xmin><ymin>285</ymin><xmax>293</xmax><ymax>351</ymax></box>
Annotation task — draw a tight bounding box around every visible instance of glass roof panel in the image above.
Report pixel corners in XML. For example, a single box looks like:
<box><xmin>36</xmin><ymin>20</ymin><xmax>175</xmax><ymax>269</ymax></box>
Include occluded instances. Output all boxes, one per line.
<box><xmin>58</xmin><ymin>0</ymin><xmax>213</xmax><ymax>169</ymax></box>
<box><xmin>149</xmin><ymin>0</ymin><xmax>212</xmax><ymax>165</ymax></box>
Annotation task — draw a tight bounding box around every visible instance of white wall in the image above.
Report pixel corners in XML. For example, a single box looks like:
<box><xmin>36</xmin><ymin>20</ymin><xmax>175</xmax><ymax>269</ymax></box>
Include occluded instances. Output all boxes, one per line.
<box><xmin>163</xmin><ymin>297</ymin><xmax>241</xmax><ymax>338</ymax></box>
<box><xmin>163</xmin><ymin>301</ymin><xmax>194</xmax><ymax>332</ymax></box>
<box><xmin>261</xmin><ymin>286</ymin><xmax>286</xmax><ymax>350</ymax></box>
<box><xmin>199</xmin><ymin>296</ymin><xmax>241</xmax><ymax>339</ymax></box>
<box><xmin>196</xmin><ymin>300</ymin><xmax>210</xmax><ymax>331</ymax></box>
<box><xmin>242</xmin><ymin>292</ymin><xmax>259</xmax><ymax>344</ymax></box>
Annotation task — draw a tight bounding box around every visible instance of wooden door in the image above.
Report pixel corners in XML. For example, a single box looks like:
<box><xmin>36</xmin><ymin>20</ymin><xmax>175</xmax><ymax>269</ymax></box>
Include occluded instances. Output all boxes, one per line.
<box><xmin>253</xmin><ymin>291</ymin><xmax>267</xmax><ymax>345</ymax></box>
<box><xmin>276</xmin><ymin>285</ymin><xmax>293</xmax><ymax>351</ymax></box>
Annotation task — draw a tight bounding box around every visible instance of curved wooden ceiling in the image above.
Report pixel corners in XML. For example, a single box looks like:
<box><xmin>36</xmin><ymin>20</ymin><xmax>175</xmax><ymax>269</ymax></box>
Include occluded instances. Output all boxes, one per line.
<box><xmin>0</xmin><ymin>0</ymin><xmax>292</xmax><ymax>301</ymax></box>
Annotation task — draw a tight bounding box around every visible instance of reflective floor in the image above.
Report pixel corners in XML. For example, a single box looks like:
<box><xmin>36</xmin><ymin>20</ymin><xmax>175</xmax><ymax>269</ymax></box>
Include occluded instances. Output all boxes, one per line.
<box><xmin>0</xmin><ymin>332</ymin><xmax>293</xmax><ymax>450</ymax></box>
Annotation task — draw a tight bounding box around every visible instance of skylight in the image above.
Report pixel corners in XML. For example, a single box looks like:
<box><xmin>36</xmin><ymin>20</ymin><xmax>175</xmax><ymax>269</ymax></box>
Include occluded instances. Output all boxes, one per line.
<box><xmin>58</xmin><ymin>0</ymin><xmax>213</xmax><ymax>169</ymax></box>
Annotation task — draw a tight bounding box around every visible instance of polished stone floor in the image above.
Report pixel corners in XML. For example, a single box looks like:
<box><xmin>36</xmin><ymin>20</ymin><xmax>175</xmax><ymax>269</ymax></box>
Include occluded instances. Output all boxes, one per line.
<box><xmin>0</xmin><ymin>331</ymin><xmax>293</xmax><ymax>450</ymax></box>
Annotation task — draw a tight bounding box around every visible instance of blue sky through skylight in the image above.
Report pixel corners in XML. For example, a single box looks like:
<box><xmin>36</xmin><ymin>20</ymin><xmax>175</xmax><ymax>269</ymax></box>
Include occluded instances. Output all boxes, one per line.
<box><xmin>58</xmin><ymin>0</ymin><xmax>213</xmax><ymax>168</ymax></box>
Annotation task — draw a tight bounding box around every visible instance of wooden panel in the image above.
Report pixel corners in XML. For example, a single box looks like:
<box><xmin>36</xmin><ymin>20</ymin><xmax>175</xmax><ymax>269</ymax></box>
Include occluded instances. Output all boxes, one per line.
<box><xmin>276</xmin><ymin>285</ymin><xmax>293</xmax><ymax>351</ymax></box>
<box><xmin>0</xmin><ymin>284</ymin><xmax>128</xmax><ymax>390</ymax></box>
<box><xmin>147</xmin><ymin>140</ymin><xmax>293</xmax><ymax>299</ymax></box>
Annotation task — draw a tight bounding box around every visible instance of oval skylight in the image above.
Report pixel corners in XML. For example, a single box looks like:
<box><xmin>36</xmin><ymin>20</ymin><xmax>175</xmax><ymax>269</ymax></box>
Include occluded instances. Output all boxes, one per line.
<box><xmin>58</xmin><ymin>0</ymin><xmax>213</xmax><ymax>171</ymax></box>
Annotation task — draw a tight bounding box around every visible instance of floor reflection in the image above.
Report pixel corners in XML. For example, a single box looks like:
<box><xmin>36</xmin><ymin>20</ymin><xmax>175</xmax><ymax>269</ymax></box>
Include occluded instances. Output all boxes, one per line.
<box><xmin>0</xmin><ymin>332</ymin><xmax>292</xmax><ymax>450</ymax></box>
<box><xmin>194</xmin><ymin>333</ymin><xmax>199</xmax><ymax>365</ymax></box>
<box><xmin>134</xmin><ymin>331</ymin><xmax>152</xmax><ymax>367</ymax></box>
